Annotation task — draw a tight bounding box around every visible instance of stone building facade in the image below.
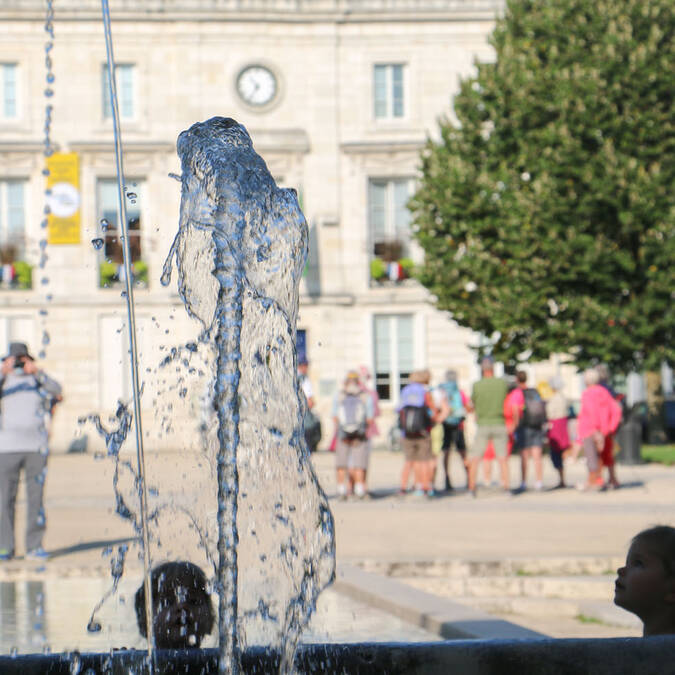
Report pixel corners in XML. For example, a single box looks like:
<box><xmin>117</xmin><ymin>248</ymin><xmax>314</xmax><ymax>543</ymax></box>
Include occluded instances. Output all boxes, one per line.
<box><xmin>2</xmin><ymin>0</ymin><xmax>596</xmax><ymax>454</ymax></box>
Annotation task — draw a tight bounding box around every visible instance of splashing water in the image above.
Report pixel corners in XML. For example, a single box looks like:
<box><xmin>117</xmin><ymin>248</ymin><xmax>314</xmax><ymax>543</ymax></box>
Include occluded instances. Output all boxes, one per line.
<box><xmin>39</xmin><ymin>0</ymin><xmax>55</xmax><ymax>369</ymax></box>
<box><xmin>162</xmin><ymin>117</ymin><xmax>335</xmax><ymax>674</ymax></box>
<box><xmin>86</xmin><ymin>544</ymin><xmax>129</xmax><ymax>635</ymax></box>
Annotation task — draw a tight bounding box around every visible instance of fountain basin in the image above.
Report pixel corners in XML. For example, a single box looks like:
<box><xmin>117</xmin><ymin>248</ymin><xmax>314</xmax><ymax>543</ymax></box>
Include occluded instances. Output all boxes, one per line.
<box><xmin>2</xmin><ymin>638</ymin><xmax>674</xmax><ymax>674</ymax></box>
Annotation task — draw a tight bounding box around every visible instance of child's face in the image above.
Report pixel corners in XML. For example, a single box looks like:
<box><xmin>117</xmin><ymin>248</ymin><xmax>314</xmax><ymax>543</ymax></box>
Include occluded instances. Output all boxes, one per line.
<box><xmin>153</xmin><ymin>577</ymin><xmax>213</xmax><ymax>649</ymax></box>
<box><xmin>614</xmin><ymin>540</ymin><xmax>671</xmax><ymax>619</ymax></box>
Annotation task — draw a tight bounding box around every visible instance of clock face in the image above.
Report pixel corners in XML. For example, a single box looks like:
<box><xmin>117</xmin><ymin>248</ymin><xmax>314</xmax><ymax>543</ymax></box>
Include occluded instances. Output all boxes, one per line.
<box><xmin>236</xmin><ymin>65</ymin><xmax>277</xmax><ymax>107</ymax></box>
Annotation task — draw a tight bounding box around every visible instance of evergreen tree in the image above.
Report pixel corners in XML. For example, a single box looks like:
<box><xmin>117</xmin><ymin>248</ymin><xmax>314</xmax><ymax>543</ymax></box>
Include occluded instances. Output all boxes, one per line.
<box><xmin>411</xmin><ymin>0</ymin><xmax>674</xmax><ymax>374</ymax></box>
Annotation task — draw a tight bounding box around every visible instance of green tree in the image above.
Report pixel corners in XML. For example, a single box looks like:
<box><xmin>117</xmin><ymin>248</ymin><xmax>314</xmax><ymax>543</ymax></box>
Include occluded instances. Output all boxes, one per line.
<box><xmin>410</xmin><ymin>0</ymin><xmax>674</xmax><ymax>376</ymax></box>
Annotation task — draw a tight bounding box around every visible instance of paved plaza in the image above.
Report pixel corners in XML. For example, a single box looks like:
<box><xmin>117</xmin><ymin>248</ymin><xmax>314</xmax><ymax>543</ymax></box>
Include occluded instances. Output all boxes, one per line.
<box><xmin>0</xmin><ymin>448</ymin><xmax>673</xmax><ymax>645</ymax></box>
<box><xmin>4</xmin><ymin>448</ymin><xmax>670</xmax><ymax>568</ymax></box>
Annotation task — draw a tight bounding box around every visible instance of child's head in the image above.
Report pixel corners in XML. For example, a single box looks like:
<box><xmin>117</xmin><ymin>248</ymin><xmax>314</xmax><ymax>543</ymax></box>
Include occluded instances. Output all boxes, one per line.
<box><xmin>135</xmin><ymin>561</ymin><xmax>215</xmax><ymax>649</ymax></box>
<box><xmin>615</xmin><ymin>526</ymin><xmax>675</xmax><ymax>635</ymax></box>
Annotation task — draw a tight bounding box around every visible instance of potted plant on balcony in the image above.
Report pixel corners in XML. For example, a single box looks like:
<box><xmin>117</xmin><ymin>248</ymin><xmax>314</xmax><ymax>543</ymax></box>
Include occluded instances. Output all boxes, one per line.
<box><xmin>99</xmin><ymin>259</ymin><xmax>149</xmax><ymax>289</ymax></box>
<box><xmin>371</xmin><ymin>240</ymin><xmax>414</xmax><ymax>284</ymax></box>
<box><xmin>0</xmin><ymin>244</ymin><xmax>33</xmax><ymax>289</ymax></box>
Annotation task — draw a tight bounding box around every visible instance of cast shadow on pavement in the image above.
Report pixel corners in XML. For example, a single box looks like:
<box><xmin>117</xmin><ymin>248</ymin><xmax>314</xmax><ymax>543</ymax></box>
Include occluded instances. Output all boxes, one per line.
<box><xmin>38</xmin><ymin>536</ymin><xmax>139</xmax><ymax>560</ymax></box>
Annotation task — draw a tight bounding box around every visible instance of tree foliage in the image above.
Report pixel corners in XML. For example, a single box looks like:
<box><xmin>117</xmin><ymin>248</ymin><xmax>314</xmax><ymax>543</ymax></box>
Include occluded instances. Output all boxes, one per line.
<box><xmin>410</xmin><ymin>0</ymin><xmax>674</xmax><ymax>373</ymax></box>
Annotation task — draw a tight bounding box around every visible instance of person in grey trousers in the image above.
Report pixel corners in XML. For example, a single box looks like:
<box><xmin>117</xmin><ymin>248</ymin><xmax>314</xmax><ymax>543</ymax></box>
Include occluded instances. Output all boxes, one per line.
<box><xmin>0</xmin><ymin>342</ymin><xmax>62</xmax><ymax>561</ymax></box>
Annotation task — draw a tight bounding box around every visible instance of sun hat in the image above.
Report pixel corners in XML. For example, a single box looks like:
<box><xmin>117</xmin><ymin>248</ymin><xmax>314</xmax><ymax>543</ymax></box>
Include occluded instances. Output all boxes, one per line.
<box><xmin>4</xmin><ymin>342</ymin><xmax>34</xmax><ymax>361</ymax></box>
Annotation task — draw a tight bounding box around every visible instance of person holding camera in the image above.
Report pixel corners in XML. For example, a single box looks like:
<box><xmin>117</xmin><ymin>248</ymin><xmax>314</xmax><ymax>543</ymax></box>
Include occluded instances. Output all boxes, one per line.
<box><xmin>0</xmin><ymin>342</ymin><xmax>62</xmax><ymax>561</ymax></box>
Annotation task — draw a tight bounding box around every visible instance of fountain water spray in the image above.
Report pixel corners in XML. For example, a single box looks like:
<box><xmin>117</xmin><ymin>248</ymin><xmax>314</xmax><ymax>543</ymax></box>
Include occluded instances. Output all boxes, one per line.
<box><xmin>163</xmin><ymin>117</ymin><xmax>335</xmax><ymax>674</ymax></box>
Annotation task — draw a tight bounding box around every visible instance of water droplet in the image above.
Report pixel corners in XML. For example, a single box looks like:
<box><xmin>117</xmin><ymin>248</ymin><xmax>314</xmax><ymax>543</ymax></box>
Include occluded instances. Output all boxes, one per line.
<box><xmin>41</xmin><ymin>277</ymin><xmax>49</xmax><ymax>285</ymax></box>
<box><xmin>69</xmin><ymin>651</ymin><xmax>81</xmax><ymax>675</ymax></box>
<box><xmin>87</xmin><ymin>619</ymin><xmax>102</xmax><ymax>633</ymax></box>
<box><xmin>46</xmin><ymin>73</ymin><xmax>55</xmax><ymax>83</ymax></box>
<box><xmin>100</xmin><ymin>218</ymin><xmax>110</xmax><ymax>230</ymax></box>
<box><xmin>42</xmin><ymin>332</ymin><xmax>50</xmax><ymax>346</ymax></box>
<box><xmin>44</xmin><ymin>88</ymin><xmax>54</xmax><ymax>97</ymax></box>
<box><xmin>42</xmin><ymin>168</ymin><xmax>50</xmax><ymax>176</ymax></box>
<box><xmin>126</xmin><ymin>192</ymin><xmax>137</xmax><ymax>200</ymax></box>
<box><xmin>91</xmin><ymin>238</ymin><xmax>104</xmax><ymax>250</ymax></box>
<box><xmin>10</xmin><ymin>647</ymin><xmax>18</xmax><ymax>658</ymax></box>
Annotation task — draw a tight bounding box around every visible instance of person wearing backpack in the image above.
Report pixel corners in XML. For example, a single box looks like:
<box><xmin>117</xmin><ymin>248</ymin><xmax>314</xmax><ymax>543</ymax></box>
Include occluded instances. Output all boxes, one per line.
<box><xmin>510</xmin><ymin>371</ymin><xmax>547</xmax><ymax>492</ymax></box>
<box><xmin>332</xmin><ymin>371</ymin><xmax>374</xmax><ymax>500</ymax></box>
<box><xmin>438</xmin><ymin>370</ymin><xmax>468</xmax><ymax>491</ymax></box>
<box><xmin>397</xmin><ymin>370</ymin><xmax>443</xmax><ymax>497</ymax></box>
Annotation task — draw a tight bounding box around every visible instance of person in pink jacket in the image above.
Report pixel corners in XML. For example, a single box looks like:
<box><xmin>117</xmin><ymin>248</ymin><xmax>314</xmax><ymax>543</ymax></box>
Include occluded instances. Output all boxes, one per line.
<box><xmin>575</xmin><ymin>368</ymin><xmax>623</xmax><ymax>490</ymax></box>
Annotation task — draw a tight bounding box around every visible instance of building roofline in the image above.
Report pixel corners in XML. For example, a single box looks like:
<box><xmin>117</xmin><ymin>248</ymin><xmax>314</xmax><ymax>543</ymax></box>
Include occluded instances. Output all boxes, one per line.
<box><xmin>0</xmin><ymin>0</ymin><xmax>503</xmax><ymax>22</ymax></box>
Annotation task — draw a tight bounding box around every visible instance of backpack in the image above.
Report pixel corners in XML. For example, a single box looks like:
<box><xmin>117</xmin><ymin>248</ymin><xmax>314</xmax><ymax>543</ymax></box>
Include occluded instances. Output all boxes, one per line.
<box><xmin>303</xmin><ymin>410</ymin><xmax>322</xmax><ymax>452</ymax></box>
<box><xmin>439</xmin><ymin>381</ymin><xmax>465</xmax><ymax>425</ymax></box>
<box><xmin>399</xmin><ymin>405</ymin><xmax>431</xmax><ymax>439</ymax></box>
<box><xmin>522</xmin><ymin>388</ymin><xmax>546</xmax><ymax>428</ymax></box>
<box><xmin>337</xmin><ymin>393</ymin><xmax>368</xmax><ymax>441</ymax></box>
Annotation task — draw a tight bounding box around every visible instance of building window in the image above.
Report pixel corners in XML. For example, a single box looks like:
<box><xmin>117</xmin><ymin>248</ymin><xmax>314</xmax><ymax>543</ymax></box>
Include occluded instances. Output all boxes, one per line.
<box><xmin>373</xmin><ymin>314</ymin><xmax>414</xmax><ymax>401</ymax></box>
<box><xmin>1</xmin><ymin>64</ymin><xmax>17</xmax><ymax>119</ymax></box>
<box><xmin>369</xmin><ymin>178</ymin><xmax>414</xmax><ymax>283</ymax></box>
<box><xmin>102</xmin><ymin>64</ymin><xmax>135</xmax><ymax>119</ymax></box>
<box><xmin>97</xmin><ymin>179</ymin><xmax>147</xmax><ymax>288</ymax></box>
<box><xmin>0</xmin><ymin>180</ymin><xmax>31</xmax><ymax>289</ymax></box>
<box><xmin>374</xmin><ymin>64</ymin><xmax>405</xmax><ymax>119</ymax></box>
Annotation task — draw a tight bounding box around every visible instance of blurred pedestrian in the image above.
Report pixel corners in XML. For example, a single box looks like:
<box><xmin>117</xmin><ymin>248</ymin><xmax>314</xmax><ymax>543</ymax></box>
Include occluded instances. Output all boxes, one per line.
<box><xmin>596</xmin><ymin>364</ymin><xmax>621</xmax><ymax>489</ymax></box>
<box><xmin>430</xmin><ymin>378</ymin><xmax>451</xmax><ymax>491</ymax></box>
<box><xmin>468</xmin><ymin>357</ymin><xmax>509</xmax><ymax>495</ymax></box>
<box><xmin>358</xmin><ymin>365</ymin><xmax>381</xmax><ymax>489</ymax></box>
<box><xmin>358</xmin><ymin>365</ymin><xmax>381</xmax><ymax>443</ymax></box>
<box><xmin>546</xmin><ymin>376</ymin><xmax>570</xmax><ymax>488</ymax></box>
<box><xmin>333</xmin><ymin>371</ymin><xmax>373</xmax><ymax>499</ymax></box>
<box><xmin>0</xmin><ymin>342</ymin><xmax>62</xmax><ymax>561</ymax></box>
<box><xmin>575</xmin><ymin>368</ymin><xmax>622</xmax><ymax>491</ymax></box>
<box><xmin>398</xmin><ymin>370</ymin><xmax>442</xmax><ymax>497</ymax></box>
<box><xmin>437</xmin><ymin>370</ymin><xmax>468</xmax><ymax>491</ymax></box>
<box><xmin>298</xmin><ymin>356</ymin><xmax>321</xmax><ymax>453</ymax></box>
<box><xmin>512</xmin><ymin>371</ymin><xmax>547</xmax><ymax>491</ymax></box>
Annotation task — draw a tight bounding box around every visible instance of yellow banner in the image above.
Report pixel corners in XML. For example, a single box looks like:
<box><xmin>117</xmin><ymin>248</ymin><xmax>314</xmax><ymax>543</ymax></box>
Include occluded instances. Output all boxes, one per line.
<box><xmin>46</xmin><ymin>152</ymin><xmax>81</xmax><ymax>245</ymax></box>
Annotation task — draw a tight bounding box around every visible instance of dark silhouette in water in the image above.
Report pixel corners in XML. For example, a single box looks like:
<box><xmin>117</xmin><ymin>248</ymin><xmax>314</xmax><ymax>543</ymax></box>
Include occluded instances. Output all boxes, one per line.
<box><xmin>135</xmin><ymin>561</ymin><xmax>215</xmax><ymax>649</ymax></box>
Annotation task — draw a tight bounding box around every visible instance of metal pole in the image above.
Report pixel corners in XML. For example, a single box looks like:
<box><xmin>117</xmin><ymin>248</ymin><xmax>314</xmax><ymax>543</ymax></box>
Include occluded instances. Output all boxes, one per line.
<box><xmin>100</xmin><ymin>1</ymin><xmax>155</xmax><ymax>669</ymax></box>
